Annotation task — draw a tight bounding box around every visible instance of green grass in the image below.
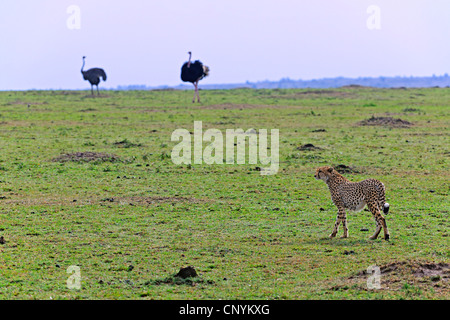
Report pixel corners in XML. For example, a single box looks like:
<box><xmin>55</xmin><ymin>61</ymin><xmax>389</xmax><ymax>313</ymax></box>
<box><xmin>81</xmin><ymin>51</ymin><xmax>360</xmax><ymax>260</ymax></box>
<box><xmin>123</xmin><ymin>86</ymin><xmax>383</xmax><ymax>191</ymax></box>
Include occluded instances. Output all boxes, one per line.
<box><xmin>0</xmin><ymin>87</ymin><xmax>448</xmax><ymax>299</ymax></box>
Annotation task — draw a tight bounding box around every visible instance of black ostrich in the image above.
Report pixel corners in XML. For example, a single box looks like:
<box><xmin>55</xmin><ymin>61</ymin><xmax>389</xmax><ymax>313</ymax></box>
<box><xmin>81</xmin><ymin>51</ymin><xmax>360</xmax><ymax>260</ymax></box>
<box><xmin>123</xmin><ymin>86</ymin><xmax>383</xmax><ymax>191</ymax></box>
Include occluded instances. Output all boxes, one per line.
<box><xmin>81</xmin><ymin>56</ymin><xmax>107</xmax><ymax>95</ymax></box>
<box><xmin>181</xmin><ymin>52</ymin><xmax>209</xmax><ymax>103</ymax></box>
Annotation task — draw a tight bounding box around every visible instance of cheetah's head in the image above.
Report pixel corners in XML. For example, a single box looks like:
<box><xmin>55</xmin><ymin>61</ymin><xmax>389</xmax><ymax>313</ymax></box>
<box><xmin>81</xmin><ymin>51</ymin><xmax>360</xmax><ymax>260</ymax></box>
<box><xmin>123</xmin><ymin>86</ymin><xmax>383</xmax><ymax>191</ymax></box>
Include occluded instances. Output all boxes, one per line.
<box><xmin>314</xmin><ymin>166</ymin><xmax>334</xmax><ymax>182</ymax></box>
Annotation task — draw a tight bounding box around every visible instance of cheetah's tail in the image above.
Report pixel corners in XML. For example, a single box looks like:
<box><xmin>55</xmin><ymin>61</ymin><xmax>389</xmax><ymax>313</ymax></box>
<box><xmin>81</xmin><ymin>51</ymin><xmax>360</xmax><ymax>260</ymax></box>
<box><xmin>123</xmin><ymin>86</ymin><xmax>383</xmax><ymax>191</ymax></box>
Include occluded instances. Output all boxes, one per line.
<box><xmin>383</xmin><ymin>203</ymin><xmax>390</xmax><ymax>215</ymax></box>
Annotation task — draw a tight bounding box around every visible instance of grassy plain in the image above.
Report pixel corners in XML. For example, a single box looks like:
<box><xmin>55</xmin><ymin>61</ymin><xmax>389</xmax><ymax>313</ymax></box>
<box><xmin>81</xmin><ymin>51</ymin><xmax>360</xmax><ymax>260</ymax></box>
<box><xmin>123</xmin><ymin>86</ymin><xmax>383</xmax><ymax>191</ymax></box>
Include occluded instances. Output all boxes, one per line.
<box><xmin>0</xmin><ymin>87</ymin><xmax>448</xmax><ymax>299</ymax></box>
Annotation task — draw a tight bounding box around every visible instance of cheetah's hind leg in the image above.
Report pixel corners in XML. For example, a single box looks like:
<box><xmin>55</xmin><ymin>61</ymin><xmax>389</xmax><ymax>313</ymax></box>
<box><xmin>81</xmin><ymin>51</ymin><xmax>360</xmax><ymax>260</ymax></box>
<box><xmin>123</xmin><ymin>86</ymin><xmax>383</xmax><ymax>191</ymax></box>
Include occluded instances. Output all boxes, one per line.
<box><xmin>368</xmin><ymin>202</ymin><xmax>390</xmax><ymax>241</ymax></box>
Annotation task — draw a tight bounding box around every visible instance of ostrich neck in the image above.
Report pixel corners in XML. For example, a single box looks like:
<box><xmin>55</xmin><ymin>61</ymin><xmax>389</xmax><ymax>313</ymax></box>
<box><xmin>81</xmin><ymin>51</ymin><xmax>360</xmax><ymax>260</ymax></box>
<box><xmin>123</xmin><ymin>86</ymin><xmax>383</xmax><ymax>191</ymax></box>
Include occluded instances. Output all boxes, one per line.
<box><xmin>187</xmin><ymin>53</ymin><xmax>191</xmax><ymax>68</ymax></box>
<box><xmin>81</xmin><ymin>59</ymin><xmax>85</xmax><ymax>73</ymax></box>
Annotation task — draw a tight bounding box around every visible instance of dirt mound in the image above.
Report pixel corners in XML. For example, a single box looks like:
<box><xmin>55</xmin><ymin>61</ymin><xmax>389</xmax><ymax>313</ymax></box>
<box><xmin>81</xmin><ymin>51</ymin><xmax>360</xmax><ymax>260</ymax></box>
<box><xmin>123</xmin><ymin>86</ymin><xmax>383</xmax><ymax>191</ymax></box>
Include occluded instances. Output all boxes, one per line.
<box><xmin>176</xmin><ymin>266</ymin><xmax>198</xmax><ymax>279</ymax></box>
<box><xmin>336</xmin><ymin>261</ymin><xmax>450</xmax><ymax>295</ymax></box>
<box><xmin>113</xmin><ymin>139</ymin><xmax>143</xmax><ymax>148</ymax></box>
<box><xmin>52</xmin><ymin>152</ymin><xmax>121</xmax><ymax>163</ymax></box>
<box><xmin>358</xmin><ymin>116</ymin><xmax>413</xmax><ymax>128</ymax></box>
<box><xmin>147</xmin><ymin>266</ymin><xmax>215</xmax><ymax>287</ymax></box>
<box><xmin>297</xmin><ymin>143</ymin><xmax>322</xmax><ymax>151</ymax></box>
<box><xmin>333</xmin><ymin>164</ymin><xmax>358</xmax><ymax>174</ymax></box>
<box><xmin>351</xmin><ymin>261</ymin><xmax>449</xmax><ymax>280</ymax></box>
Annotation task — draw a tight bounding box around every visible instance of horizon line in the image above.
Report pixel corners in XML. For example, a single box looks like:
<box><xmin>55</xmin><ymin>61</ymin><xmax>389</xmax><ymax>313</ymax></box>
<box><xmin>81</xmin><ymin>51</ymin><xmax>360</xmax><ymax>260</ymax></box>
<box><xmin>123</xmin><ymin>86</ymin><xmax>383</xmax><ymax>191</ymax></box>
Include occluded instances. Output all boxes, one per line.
<box><xmin>2</xmin><ymin>73</ymin><xmax>449</xmax><ymax>92</ymax></box>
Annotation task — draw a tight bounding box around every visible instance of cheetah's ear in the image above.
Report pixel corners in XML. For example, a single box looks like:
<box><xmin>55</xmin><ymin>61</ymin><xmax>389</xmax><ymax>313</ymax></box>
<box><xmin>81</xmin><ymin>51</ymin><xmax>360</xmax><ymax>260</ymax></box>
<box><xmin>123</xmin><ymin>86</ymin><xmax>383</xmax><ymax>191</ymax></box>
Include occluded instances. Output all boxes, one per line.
<box><xmin>327</xmin><ymin>167</ymin><xmax>333</xmax><ymax>173</ymax></box>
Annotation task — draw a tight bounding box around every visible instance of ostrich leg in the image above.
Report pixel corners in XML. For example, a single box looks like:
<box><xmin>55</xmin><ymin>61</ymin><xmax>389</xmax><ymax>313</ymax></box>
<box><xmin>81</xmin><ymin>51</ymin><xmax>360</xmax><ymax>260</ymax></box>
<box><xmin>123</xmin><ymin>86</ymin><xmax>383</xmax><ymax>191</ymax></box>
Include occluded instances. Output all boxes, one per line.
<box><xmin>91</xmin><ymin>84</ymin><xmax>94</xmax><ymax>96</ymax></box>
<box><xmin>97</xmin><ymin>85</ymin><xmax>99</xmax><ymax>96</ymax></box>
<box><xmin>192</xmin><ymin>82</ymin><xmax>197</xmax><ymax>103</ymax></box>
<box><xmin>195</xmin><ymin>81</ymin><xmax>200</xmax><ymax>102</ymax></box>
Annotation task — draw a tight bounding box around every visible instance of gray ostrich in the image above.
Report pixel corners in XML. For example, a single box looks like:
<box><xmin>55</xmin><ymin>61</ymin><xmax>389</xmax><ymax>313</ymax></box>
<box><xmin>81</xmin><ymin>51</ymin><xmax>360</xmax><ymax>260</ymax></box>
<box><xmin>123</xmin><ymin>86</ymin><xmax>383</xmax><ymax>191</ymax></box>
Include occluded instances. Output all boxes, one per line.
<box><xmin>81</xmin><ymin>56</ymin><xmax>107</xmax><ymax>95</ymax></box>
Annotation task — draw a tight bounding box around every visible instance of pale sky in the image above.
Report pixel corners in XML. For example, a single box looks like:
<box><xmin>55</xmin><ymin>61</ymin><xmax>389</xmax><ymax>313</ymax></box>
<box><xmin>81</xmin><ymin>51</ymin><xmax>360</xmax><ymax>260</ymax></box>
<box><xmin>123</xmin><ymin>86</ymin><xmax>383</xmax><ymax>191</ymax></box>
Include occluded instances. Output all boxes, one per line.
<box><xmin>0</xmin><ymin>0</ymin><xmax>449</xmax><ymax>90</ymax></box>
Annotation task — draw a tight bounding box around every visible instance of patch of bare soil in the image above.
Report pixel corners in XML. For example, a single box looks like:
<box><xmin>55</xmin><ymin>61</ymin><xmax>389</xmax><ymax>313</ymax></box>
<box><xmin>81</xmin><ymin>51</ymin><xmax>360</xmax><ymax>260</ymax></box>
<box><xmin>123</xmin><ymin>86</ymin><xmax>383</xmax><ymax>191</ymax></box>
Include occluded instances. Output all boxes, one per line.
<box><xmin>81</xmin><ymin>94</ymin><xmax>112</xmax><ymax>99</ymax></box>
<box><xmin>358</xmin><ymin>116</ymin><xmax>413</xmax><ymax>128</ymax></box>
<box><xmin>200</xmin><ymin>103</ymin><xmax>280</xmax><ymax>110</ymax></box>
<box><xmin>332</xmin><ymin>261</ymin><xmax>450</xmax><ymax>294</ymax></box>
<box><xmin>100</xmin><ymin>196</ymin><xmax>212</xmax><ymax>206</ymax></box>
<box><xmin>8</xmin><ymin>100</ymin><xmax>48</xmax><ymax>106</ymax></box>
<box><xmin>52</xmin><ymin>152</ymin><xmax>121</xmax><ymax>163</ymax></box>
<box><xmin>2</xmin><ymin>196</ymin><xmax>91</xmax><ymax>206</ymax></box>
<box><xmin>57</xmin><ymin>90</ymin><xmax>83</xmax><ymax>95</ymax></box>
<box><xmin>281</xmin><ymin>90</ymin><xmax>353</xmax><ymax>99</ymax></box>
<box><xmin>351</xmin><ymin>261</ymin><xmax>449</xmax><ymax>280</ymax></box>
<box><xmin>5</xmin><ymin>195</ymin><xmax>215</xmax><ymax>207</ymax></box>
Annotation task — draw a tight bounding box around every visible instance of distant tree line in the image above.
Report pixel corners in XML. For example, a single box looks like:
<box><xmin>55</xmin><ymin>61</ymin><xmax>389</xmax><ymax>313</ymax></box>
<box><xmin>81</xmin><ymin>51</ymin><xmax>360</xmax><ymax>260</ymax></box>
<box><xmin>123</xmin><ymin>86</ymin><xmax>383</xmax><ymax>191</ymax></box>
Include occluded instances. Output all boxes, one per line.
<box><xmin>116</xmin><ymin>74</ymin><xmax>450</xmax><ymax>91</ymax></box>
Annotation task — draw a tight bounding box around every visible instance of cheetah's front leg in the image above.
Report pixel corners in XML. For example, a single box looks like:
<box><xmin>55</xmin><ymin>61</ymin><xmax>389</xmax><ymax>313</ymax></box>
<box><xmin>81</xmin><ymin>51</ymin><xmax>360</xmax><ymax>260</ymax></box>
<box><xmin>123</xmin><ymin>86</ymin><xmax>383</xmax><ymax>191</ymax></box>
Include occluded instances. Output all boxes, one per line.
<box><xmin>330</xmin><ymin>207</ymin><xmax>348</xmax><ymax>238</ymax></box>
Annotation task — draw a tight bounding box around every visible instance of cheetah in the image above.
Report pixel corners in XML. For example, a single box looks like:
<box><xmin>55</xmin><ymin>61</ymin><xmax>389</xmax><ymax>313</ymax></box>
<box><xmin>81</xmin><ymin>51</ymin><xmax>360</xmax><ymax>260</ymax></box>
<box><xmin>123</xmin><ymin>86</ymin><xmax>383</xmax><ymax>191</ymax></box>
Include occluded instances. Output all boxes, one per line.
<box><xmin>315</xmin><ymin>166</ymin><xmax>390</xmax><ymax>240</ymax></box>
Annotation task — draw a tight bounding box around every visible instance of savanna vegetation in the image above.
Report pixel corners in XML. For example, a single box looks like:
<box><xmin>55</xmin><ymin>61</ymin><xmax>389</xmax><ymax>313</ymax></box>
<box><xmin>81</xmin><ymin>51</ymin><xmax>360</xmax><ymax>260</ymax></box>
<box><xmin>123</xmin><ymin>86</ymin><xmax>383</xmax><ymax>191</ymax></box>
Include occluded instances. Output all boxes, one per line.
<box><xmin>0</xmin><ymin>87</ymin><xmax>448</xmax><ymax>299</ymax></box>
